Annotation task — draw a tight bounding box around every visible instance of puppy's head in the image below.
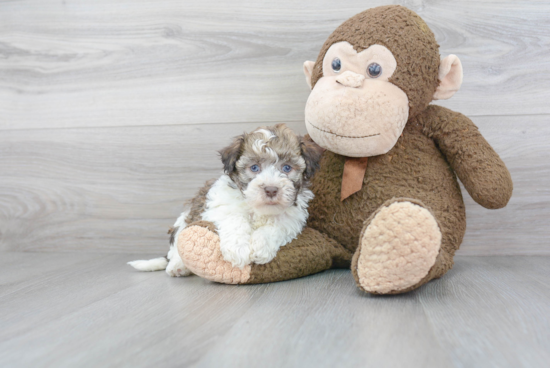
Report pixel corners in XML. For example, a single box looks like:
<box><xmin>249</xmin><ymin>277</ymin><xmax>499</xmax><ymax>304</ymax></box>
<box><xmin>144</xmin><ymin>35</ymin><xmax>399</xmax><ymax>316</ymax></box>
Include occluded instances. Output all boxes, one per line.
<box><xmin>219</xmin><ymin>124</ymin><xmax>324</xmax><ymax>215</ymax></box>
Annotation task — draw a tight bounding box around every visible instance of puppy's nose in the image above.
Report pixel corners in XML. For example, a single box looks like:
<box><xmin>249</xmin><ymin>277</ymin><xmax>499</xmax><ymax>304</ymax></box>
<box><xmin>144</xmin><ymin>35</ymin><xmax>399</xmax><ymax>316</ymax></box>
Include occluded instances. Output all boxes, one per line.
<box><xmin>264</xmin><ymin>186</ymin><xmax>278</xmax><ymax>198</ymax></box>
<box><xmin>336</xmin><ymin>70</ymin><xmax>365</xmax><ymax>88</ymax></box>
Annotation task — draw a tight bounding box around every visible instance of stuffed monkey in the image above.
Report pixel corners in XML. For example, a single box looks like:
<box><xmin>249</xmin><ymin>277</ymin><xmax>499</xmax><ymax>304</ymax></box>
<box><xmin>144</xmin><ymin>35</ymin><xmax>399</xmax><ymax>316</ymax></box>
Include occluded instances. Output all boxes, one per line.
<box><xmin>177</xmin><ymin>5</ymin><xmax>513</xmax><ymax>294</ymax></box>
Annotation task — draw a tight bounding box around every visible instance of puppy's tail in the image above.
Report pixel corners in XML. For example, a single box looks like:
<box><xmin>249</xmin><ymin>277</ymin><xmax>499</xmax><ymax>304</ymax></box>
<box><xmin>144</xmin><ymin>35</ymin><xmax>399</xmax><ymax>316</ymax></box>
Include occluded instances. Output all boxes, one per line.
<box><xmin>127</xmin><ymin>257</ymin><xmax>168</xmax><ymax>271</ymax></box>
<box><xmin>127</xmin><ymin>209</ymin><xmax>190</xmax><ymax>272</ymax></box>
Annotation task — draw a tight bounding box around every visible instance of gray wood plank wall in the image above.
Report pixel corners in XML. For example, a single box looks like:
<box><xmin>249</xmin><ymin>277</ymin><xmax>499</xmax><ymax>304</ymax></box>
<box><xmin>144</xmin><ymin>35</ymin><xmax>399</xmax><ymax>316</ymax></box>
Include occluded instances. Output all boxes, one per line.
<box><xmin>1</xmin><ymin>0</ymin><xmax>548</xmax><ymax>255</ymax></box>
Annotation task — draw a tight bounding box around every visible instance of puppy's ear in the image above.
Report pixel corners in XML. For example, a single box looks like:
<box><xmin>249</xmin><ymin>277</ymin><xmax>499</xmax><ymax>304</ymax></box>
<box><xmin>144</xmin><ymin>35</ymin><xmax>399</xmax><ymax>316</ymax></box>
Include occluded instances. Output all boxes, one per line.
<box><xmin>300</xmin><ymin>134</ymin><xmax>325</xmax><ymax>179</ymax></box>
<box><xmin>219</xmin><ymin>134</ymin><xmax>245</xmax><ymax>174</ymax></box>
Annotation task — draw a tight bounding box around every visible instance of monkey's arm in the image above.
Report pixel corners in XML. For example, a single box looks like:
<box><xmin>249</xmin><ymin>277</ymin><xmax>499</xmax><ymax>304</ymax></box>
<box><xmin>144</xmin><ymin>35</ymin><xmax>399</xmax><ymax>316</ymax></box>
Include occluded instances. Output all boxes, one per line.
<box><xmin>418</xmin><ymin>105</ymin><xmax>513</xmax><ymax>209</ymax></box>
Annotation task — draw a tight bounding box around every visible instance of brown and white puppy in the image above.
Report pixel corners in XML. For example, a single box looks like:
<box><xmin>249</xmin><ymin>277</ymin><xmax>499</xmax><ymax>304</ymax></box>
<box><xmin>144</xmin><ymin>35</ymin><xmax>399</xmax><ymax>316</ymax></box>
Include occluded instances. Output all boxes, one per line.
<box><xmin>128</xmin><ymin>124</ymin><xmax>323</xmax><ymax>275</ymax></box>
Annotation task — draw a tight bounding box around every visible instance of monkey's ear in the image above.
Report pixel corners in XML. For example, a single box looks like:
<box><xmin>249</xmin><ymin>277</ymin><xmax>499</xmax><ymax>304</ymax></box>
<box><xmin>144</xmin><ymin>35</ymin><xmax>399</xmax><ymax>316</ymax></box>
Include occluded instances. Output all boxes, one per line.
<box><xmin>218</xmin><ymin>135</ymin><xmax>245</xmax><ymax>174</ymax></box>
<box><xmin>303</xmin><ymin>61</ymin><xmax>315</xmax><ymax>89</ymax></box>
<box><xmin>300</xmin><ymin>134</ymin><xmax>325</xmax><ymax>179</ymax></box>
<box><xmin>433</xmin><ymin>55</ymin><xmax>463</xmax><ymax>100</ymax></box>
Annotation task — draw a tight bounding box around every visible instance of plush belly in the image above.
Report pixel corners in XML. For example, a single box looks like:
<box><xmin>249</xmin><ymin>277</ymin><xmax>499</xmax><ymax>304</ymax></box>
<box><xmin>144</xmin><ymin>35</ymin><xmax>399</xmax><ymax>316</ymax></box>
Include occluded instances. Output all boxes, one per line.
<box><xmin>307</xmin><ymin>123</ymin><xmax>465</xmax><ymax>253</ymax></box>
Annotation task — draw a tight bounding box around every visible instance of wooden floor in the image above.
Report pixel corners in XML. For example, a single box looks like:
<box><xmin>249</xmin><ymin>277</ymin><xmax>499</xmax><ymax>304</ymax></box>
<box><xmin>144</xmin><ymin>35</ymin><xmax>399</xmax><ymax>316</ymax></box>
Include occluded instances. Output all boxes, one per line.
<box><xmin>0</xmin><ymin>252</ymin><xmax>549</xmax><ymax>368</ymax></box>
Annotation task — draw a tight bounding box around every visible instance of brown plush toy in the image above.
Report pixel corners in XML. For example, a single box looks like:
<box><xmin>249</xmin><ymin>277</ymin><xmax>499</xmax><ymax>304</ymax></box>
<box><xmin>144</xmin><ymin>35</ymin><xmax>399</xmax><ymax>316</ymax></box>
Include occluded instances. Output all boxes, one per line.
<box><xmin>177</xmin><ymin>5</ymin><xmax>513</xmax><ymax>294</ymax></box>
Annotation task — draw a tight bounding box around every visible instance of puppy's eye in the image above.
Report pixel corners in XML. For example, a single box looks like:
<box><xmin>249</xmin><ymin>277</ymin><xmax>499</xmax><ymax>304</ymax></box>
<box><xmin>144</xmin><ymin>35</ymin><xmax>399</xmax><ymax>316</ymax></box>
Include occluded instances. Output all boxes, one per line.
<box><xmin>367</xmin><ymin>63</ymin><xmax>382</xmax><ymax>78</ymax></box>
<box><xmin>282</xmin><ymin>165</ymin><xmax>292</xmax><ymax>173</ymax></box>
<box><xmin>331</xmin><ymin>58</ymin><xmax>341</xmax><ymax>73</ymax></box>
<box><xmin>250</xmin><ymin>164</ymin><xmax>260</xmax><ymax>173</ymax></box>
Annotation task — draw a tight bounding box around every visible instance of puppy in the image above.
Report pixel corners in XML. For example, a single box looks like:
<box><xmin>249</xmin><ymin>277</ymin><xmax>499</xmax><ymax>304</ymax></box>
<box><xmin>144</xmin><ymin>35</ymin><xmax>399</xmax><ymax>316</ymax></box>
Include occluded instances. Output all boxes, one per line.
<box><xmin>128</xmin><ymin>124</ymin><xmax>323</xmax><ymax>276</ymax></box>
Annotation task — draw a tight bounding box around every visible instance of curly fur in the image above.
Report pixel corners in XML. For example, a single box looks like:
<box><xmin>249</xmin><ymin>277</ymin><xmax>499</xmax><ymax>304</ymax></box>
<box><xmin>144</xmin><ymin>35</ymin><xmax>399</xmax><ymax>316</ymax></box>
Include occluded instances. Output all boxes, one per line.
<box><xmin>128</xmin><ymin>124</ymin><xmax>323</xmax><ymax>274</ymax></box>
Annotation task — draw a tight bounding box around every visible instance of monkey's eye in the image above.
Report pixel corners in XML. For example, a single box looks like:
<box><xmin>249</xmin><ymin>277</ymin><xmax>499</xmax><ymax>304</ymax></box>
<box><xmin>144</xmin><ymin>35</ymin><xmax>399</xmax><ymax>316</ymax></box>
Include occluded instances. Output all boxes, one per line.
<box><xmin>367</xmin><ymin>63</ymin><xmax>382</xmax><ymax>78</ymax></box>
<box><xmin>282</xmin><ymin>165</ymin><xmax>292</xmax><ymax>173</ymax></box>
<box><xmin>331</xmin><ymin>58</ymin><xmax>342</xmax><ymax>73</ymax></box>
<box><xmin>250</xmin><ymin>164</ymin><xmax>260</xmax><ymax>173</ymax></box>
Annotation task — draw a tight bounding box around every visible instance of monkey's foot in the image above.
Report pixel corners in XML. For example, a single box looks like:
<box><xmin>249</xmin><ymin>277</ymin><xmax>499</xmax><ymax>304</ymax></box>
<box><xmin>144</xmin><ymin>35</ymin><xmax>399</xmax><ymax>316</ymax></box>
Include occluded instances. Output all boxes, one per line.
<box><xmin>177</xmin><ymin>221</ymin><xmax>251</xmax><ymax>284</ymax></box>
<box><xmin>352</xmin><ymin>199</ymin><xmax>442</xmax><ymax>294</ymax></box>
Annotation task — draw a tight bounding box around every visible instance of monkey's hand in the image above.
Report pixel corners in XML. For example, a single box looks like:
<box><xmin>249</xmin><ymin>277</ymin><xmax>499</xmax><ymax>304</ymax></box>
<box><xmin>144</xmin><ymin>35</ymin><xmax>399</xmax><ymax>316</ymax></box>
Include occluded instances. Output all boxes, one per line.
<box><xmin>419</xmin><ymin>105</ymin><xmax>513</xmax><ymax>209</ymax></box>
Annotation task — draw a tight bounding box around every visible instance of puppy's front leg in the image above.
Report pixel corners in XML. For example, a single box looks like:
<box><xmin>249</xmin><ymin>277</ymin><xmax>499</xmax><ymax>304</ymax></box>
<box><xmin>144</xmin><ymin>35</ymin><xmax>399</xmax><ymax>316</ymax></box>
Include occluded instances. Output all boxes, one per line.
<box><xmin>250</xmin><ymin>226</ymin><xmax>287</xmax><ymax>265</ymax></box>
<box><xmin>217</xmin><ymin>216</ymin><xmax>253</xmax><ymax>269</ymax></box>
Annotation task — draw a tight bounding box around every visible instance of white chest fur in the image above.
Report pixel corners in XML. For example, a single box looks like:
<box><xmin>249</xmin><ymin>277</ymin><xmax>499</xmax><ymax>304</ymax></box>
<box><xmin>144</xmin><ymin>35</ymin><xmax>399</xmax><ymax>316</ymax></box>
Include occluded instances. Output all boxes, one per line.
<box><xmin>199</xmin><ymin>174</ymin><xmax>313</xmax><ymax>268</ymax></box>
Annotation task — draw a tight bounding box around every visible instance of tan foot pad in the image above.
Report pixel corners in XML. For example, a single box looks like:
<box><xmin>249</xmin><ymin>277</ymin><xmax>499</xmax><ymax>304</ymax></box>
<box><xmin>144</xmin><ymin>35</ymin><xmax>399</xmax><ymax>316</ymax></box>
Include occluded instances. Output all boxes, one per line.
<box><xmin>356</xmin><ymin>201</ymin><xmax>442</xmax><ymax>294</ymax></box>
<box><xmin>178</xmin><ymin>225</ymin><xmax>251</xmax><ymax>284</ymax></box>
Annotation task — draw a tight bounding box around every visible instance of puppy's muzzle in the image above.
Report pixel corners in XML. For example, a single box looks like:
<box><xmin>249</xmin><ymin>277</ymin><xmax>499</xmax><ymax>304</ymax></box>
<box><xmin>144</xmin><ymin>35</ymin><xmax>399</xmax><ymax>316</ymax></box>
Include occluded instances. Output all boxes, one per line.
<box><xmin>264</xmin><ymin>186</ymin><xmax>279</xmax><ymax>199</ymax></box>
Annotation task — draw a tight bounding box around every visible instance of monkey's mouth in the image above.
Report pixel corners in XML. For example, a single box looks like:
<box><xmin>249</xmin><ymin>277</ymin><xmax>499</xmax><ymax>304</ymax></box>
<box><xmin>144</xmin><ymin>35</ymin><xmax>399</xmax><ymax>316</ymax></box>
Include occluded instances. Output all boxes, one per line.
<box><xmin>307</xmin><ymin>120</ymin><xmax>380</xmax><ymax>139</ymax></box>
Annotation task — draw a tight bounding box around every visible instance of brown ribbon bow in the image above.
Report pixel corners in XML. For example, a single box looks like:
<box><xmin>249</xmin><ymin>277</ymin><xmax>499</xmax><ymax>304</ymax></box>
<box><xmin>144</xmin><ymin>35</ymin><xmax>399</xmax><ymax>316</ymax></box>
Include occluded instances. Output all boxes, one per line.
<box><xmin>341</xmin><ymin>157</ymin><xmax>369</xmax><ymax>201</ymax></box>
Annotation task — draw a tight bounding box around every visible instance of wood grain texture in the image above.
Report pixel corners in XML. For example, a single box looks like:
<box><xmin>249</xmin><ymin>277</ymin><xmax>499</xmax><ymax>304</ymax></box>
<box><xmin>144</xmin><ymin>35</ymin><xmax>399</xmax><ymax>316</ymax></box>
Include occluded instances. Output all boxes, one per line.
<box><xmin>0</xmin><ymin>252</ymin><xmax>107</xmax><ymax>297</ymax></box>
<box><xmin>0</xmin><ymin>121</ymin><xmax>306</xmax><ymax>254</ymax></box>
<box><xmin>1</xmin><ymin>115</ymin><xmax>547</xmax><ymax>255</ymax></box>
<box><xmin>419</xmin><ymin>256</ymin><xmax>550</xmax><ymax>367</ymax></box>
<box><xmin>1</xmin><ymin>0</ymin><xmax>550</xmax><ymax>130</ymax></box>
<box><xmin>0</xmin><ymin>0</ymin><xmax>547</xmax><ymax>255</ymax></box>
<box><xmin>0</xmin><ymin>253</ymin><xmax>549</xmax><ymax>368</ymax></box>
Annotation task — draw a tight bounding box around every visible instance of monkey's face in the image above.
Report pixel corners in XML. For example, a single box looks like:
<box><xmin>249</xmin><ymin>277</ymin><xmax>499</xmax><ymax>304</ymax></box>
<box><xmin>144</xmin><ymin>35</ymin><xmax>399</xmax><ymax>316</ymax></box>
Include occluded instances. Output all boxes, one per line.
<box><xmin>304</xmin><ymin>41</ymin><xmax>409</xmax><ymax>158</ymax></box>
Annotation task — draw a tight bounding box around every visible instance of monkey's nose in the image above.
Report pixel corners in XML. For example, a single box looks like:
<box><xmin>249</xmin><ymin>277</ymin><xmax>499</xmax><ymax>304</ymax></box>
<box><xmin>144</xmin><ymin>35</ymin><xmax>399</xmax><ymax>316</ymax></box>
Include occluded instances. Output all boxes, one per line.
<box><xmin>264</xmin><ymin>186</ymin><xmax>278</xmax><ymax>198</ymax></box>
<box><xmin>336</xmin><ymin>71</ymin><xmax>365</xmax><ymax>88</ymax></box>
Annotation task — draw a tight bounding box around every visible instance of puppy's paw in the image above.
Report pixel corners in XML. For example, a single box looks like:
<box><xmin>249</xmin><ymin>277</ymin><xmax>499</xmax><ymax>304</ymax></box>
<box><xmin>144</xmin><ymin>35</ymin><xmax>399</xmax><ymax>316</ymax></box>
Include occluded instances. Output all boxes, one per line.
<box><xmin>250</xmin><ymin>232</ymin><xmax>278</xmax><ymax>265</ymax></box>
<box><xmin>250</xmin><ymin>250</ymin><xmax>277</xmax><ymax>265</ymax></box>
<box><xmin>220</xmin><ymin>241</ymin><xmax>252</xmax><ymax>269</ymax></box>
<box><xmin>166</xmin><ymin>257</ymin><xmax>192</xmax><ymax>277</ymax></box>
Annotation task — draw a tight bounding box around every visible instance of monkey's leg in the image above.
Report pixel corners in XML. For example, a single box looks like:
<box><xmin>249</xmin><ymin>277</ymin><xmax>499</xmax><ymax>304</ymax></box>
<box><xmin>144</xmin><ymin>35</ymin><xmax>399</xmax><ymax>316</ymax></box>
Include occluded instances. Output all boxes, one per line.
<box><xmin>178</xmin><ymin>221</ymin><xmax>352</xmax><ymax>285</ymax></box>
<box><xmin>351</xmin><ymin>198</ymin><xmax>456</xmax><ymax>295</ymax></box>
